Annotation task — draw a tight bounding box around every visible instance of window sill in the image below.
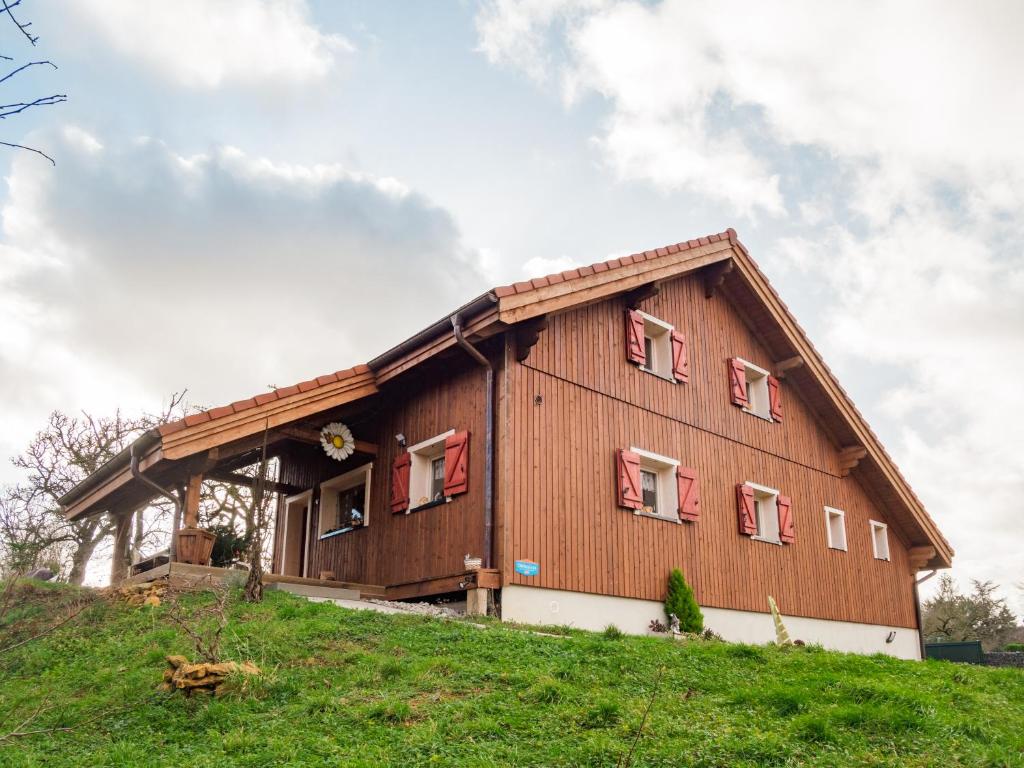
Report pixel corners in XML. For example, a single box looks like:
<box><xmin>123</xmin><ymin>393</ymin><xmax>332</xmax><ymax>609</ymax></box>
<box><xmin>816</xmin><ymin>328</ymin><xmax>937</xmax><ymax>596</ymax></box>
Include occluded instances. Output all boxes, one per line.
<box><xmin>751</xmin><ymin>535</ymin><xmax>782</xmax><ymax>546</ymax></box>
<box><xmin>638</xmin><ymin>366</ymin><xmax>677</xmax><ymax>383</ymax></box>
<box><xmin>633</xmin><ymin>510</ymin><xmax>681</xmax><ymax>524</ymax></box>
<box><xmin>408</xmin><ymin>498</ymin><xmax>451</xmax><ymax>514</ymax></box>
<box><xmin>742</xmin><ymin>407</ymin><xmax>774</xmax><ymax>422</ymax></box>
<box><xmin>827</xmin><ymin>545</ymin><xmax>848</xmax><ymax>552</ymax></box>
<box><xmin>319</xmin><ymin>525</ymin><xmax>365</xmax><ymax>541</ymax></box>
<box><xmin>873</xmin><ymin>557</ymin><xmax>890</xmax><ymax>562</ymax></box>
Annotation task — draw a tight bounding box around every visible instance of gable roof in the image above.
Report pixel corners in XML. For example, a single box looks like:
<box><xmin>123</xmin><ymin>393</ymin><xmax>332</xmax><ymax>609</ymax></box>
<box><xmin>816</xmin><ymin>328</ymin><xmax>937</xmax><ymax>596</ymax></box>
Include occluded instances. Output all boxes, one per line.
<box><xmin>58</xmin><ymin>228</ymin><xmax>953</xmax><ymax>568</ymax></box>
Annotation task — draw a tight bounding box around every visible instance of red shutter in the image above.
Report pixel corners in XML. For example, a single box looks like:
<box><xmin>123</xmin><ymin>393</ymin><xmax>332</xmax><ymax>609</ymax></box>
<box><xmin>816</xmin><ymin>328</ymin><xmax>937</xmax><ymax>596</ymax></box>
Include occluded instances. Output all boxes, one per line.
<box><xmin>443</xmin><ymin>430</ymin><xmax>470</xmax><ymax>497</ymax></box>
<box><xmin>676</xmin><ymin>466</ymin><xmax>700</xmax><ymax>522</ymax></box>
<box><xmin>777</xmin><ymin>495</ymin><xmax>795</xmax><ymax>543</ymax></box>
<box><xmin>736</xmin><ymin>483</ymin><xmax>757</xmax><ymax>535</ymax></box>
<box><xmin>625</xmin><ymin>309</ymin><xmax>646</xmax><ymax>366</ymax></box>
<box><xmin>728</xmin><ymin>358</ymin><xmax>749</xmax><ymax>407</ymax></box>
<box><xmin>670</xmin><ymin>331</ymin><xmax>689</xmax><ymax>383</ymax></box>
<box><xmin>390</xmin><ymin>452</ymin><xmax>411</xmax><ymax>513</ymax></box>
<box><xmin>768</xmin><ymin>375</ymin><xmax>783</xmax><ymax>422</ymax></box>
<box><xmin>616</xmin><ymin>449</ymin><xmax>643</xmax><ymax>509</ymax></box>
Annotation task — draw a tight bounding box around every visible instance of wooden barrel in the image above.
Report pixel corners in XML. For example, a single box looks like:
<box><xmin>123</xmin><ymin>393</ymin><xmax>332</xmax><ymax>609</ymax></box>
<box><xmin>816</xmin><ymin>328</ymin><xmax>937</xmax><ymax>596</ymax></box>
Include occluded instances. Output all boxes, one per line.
<box><xmin>175</xmin><ymin>528</ymin><xmax>216</xmax><ymax>566</ymax></box>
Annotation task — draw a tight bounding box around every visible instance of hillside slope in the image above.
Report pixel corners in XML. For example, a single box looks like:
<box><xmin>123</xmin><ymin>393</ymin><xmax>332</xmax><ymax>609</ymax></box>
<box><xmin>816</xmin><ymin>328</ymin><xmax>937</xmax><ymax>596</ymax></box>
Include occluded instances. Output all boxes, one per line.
<box><xmin>1</xmin><ymin>581</ymin><xmax>1022</xmax><ymax>767</ymax></box>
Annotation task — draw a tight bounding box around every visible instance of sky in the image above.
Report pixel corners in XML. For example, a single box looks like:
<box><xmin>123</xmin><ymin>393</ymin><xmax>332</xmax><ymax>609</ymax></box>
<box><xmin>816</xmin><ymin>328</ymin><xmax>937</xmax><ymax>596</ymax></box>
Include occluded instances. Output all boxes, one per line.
<box><xmin>0</xmin><ymin>0</ymin><xmax>1020</xmax><ymax>610</ymax></box>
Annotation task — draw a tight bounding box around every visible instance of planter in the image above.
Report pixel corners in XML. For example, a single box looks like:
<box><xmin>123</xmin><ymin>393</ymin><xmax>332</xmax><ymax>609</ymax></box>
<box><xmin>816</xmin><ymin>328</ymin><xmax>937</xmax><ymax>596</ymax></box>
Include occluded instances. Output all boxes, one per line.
<box><xmin>175</xmin><ymin>527</ymin><xmax>217</xmax><ymax>566</ymax></box>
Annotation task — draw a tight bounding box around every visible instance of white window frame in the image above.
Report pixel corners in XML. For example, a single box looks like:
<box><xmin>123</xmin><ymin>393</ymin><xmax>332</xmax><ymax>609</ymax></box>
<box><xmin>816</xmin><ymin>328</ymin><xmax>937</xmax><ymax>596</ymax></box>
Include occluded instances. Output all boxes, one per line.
<box><xmin>630</xmin><ymin>446</ymin><xmax>681</xmax><ymax>523</ymax></box>
<box><xmin>870</xmin><ymin>520</ymin><xmax>890</xmax><ymax>561</ymax></box>
<box><xmin>635</xmin><ymin>311</ymin><xmax>675</xmax><ymax>381</ymax></box>
<box><xmin>736</xmin><ymin>357</ymin><xmax>771</xmax><ymax>420</ymax></box>
<box><xmin>824</xmin><ymin>506</ymin><xmax>847</xmax><ymax>551</ymax></box>
<box><xmin>745</xmin><ymin>481</ymin><xmax>781</xmax><ymax>545</ymax></box>
<box><xmin>407</xmin><ymin>429</ymin><xmax>455</xmax><ymax>510</ymax></box>
<box><xmin>318</xmin><ymin>462</ymin><xmax>373</xmax><ymax>539</ymax></box>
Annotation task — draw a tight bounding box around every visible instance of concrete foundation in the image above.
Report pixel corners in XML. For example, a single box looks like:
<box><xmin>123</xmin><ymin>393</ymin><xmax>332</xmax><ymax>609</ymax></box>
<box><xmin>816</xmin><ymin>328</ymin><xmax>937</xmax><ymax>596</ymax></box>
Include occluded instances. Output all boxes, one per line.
<box><xmin>500</xmin><ymin>585</ymin><xmax>921</xmax><ymax>660</ymax></box>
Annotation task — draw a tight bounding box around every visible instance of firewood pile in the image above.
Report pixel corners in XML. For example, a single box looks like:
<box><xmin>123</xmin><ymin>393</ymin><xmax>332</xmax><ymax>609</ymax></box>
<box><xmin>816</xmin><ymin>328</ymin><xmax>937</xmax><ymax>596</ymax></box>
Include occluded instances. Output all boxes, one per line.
<box><xmin>159</xmin><ymin>654</ymin><xmax>260</xmax><ymax>696</ymax></box>
<box><xmin>116</xmin><ymin>579</ymin><xmax>168</xmax><ymax>607</ymax></box>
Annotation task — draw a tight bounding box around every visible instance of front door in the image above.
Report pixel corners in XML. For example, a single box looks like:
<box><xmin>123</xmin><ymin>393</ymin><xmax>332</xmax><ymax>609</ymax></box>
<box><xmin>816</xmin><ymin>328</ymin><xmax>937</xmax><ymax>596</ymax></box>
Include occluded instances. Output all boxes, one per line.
<box><xmin>280</xmin><ymin>491</ymin><xmax>312</xmax><ymax>577</ymax></box>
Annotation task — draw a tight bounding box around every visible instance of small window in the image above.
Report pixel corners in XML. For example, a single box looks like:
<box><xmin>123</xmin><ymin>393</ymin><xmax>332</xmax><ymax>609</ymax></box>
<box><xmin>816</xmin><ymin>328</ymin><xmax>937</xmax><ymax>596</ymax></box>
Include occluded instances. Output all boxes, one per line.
<box><xmin>632</xmin><ymin>447</ymin><xmax>680</xmax><ymax>521</ymax></box>
<box><xmin>870</xmin><ymin>520</ymin><xmax>890</xmax><ymax>561</ymax></box>
<box><xmin>319</xmin><ymin>463</ymin><xmax>372</xmax><ymax>538</ymax></box>
<box><xmin>637</xmin><ymin>311</ymin><xmax>674</xmax><ymax>379</ymax></box>
<box><xmin>738</xmin><ymin>359</ymin><xmax>771</xmax><ymax>419</ymax></box>
<box><xmin>747</xmin><ymin>482</ymin><xmax>780</xmax><ymax>543</ymax></box>
<box><xmin>825</xmin><ymin>507</ymin><xmax>847</xmax><ymax>551</ymax></box>
<box><xmin>407</xmin><ymin>430</ymin><xmax>454</xmax><ymax>509</ymax></box>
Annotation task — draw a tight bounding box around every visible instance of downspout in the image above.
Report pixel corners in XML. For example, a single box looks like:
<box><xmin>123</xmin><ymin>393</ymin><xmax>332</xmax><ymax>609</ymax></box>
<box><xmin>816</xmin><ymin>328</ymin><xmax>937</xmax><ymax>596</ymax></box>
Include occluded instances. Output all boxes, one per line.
<box><xmin>913</xmin><ymin>569</ymin><xmax>938</xmax><ymax>660</ymax></box>
<box><xmin>451</xmin><ymin>314</ymin><xmax>494</xmax><ymax>570</ymax></box>
<box><xmin>130</xmin><ymin>441</ymin><xmax>183</xmax><ymax>562</ymax></box>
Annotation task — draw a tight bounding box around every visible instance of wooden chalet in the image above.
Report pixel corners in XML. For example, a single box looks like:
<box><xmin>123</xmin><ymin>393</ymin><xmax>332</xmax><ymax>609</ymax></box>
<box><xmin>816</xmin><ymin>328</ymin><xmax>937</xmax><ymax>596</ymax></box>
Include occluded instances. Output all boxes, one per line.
<box><xmin>60</xmin><ymin>229</ymin><xmax>952</xmax><ymax>658</ymax></box>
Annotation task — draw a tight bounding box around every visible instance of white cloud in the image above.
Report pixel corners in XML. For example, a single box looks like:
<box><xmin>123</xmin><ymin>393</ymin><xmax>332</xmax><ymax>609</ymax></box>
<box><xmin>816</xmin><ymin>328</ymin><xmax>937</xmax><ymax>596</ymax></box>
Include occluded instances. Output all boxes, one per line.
<box><xmin>0</xmin><ymin>128</ymin><xmax>487</xmax><ymax>481</ymax></box>
<box><xmin>70</xmin><ymin>0</ymin><xmax>353</xmax><ymax>88</ymax></box>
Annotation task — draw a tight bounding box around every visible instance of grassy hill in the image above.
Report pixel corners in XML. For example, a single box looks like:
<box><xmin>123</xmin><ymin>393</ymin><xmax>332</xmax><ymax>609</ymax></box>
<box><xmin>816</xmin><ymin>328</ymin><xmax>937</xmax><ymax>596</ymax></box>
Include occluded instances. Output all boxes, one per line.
<box><xmin>1</xmin><ymin>580</ymin><xmax>1022</xmax><ymax>767</ymax></box>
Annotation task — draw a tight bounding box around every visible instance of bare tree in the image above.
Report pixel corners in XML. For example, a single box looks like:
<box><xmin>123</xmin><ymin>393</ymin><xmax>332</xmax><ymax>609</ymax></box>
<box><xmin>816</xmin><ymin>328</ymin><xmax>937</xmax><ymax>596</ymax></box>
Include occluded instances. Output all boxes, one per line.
<box><xmin>1</xmin><ymin>395</ymin><xmax>186</xmax><ymax>584</ymax></box>
<box><xmin>0</xmin><ymin>0</ymin><xmax>66</xmax><ymax>164</ymax></box>
<box><xmin>243</xmin><ymin>426</ymin><xmax>273</xmax><ymax>603</ymax></box>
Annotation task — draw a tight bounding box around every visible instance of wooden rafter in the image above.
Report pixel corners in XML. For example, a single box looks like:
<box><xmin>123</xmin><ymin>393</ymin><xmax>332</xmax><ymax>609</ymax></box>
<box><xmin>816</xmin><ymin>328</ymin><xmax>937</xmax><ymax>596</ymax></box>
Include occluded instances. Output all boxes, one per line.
<box><xmin>702</xmin><ymin>258</ymin><xmax>734</xmax><ymax>298</ymax></box>
<box><xmin>514</xmin><ymin>315</ymin><xmax>549</xmax><ymax>363</ymax></box>
<box><xmin>773</xmin><ymin>355</ymin><xmax>804</xmax><ymax>378</ymax></box>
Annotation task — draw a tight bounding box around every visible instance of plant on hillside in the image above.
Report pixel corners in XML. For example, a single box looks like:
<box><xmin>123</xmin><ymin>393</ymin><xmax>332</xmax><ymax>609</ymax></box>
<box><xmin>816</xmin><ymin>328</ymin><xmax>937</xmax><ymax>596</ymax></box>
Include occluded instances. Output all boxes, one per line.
<box><xmin>665</xmin><ymin>568</ymin><xmax>702</xmax><ymax>633</ymax></box>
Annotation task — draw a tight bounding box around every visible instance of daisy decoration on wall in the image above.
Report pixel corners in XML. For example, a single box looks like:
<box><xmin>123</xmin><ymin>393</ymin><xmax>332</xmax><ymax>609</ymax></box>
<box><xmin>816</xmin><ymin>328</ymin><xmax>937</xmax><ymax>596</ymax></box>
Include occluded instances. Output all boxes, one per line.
<box><xmin>320</xmin><ymin>422</ymin><xmax>355</xmax><ymax>462</ymax></box>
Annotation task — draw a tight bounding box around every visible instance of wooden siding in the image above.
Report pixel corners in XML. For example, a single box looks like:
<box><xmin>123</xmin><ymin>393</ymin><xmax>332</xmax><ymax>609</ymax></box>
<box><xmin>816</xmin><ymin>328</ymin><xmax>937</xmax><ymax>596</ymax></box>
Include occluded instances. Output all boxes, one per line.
<box><xmin>277</xmin><ymin>360</ymin><xmax>488</xmax><ymax>589</ymax></box>
<box><xmin>503</xmin><ymin>271</ymin><xmax>918</xmax><ymax>628</ymax></box>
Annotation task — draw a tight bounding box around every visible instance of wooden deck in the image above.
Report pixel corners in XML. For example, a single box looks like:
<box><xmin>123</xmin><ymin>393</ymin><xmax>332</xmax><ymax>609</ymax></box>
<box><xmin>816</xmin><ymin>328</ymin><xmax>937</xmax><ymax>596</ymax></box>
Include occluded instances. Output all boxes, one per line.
<box><xmin>124</xmin><ymin>562</ymin><xmax>387</xmax><ymax>598</ymax></box>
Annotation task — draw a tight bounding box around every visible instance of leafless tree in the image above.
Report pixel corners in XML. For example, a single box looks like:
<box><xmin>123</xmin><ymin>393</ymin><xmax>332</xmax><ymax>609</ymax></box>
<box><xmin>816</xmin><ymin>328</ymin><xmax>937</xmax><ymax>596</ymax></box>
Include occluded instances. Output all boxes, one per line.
<box><xmin>922</xmin><ymin>574</ymin><xmax>1019</xmax><ymax>651</ymax></box>
<box><xmin>243</xmin><ymin>426</ymin><xmax>273</xmax><ymax>603</ymax></box>
<box><xmin>0</xmin><ymin>0</ymin><xmax>66</xmax><ymax>164</ymax></box>
<box><xmin>1</xmin><ymin>394</ymin><xmax>187</xmax><ymax>584</ymax></box>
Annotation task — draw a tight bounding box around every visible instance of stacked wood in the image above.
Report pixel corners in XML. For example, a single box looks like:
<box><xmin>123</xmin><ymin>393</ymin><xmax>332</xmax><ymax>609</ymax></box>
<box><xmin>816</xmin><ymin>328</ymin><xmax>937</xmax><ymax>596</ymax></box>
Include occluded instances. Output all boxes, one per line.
<box><xmin>117</xmin><ymin>579</ymin><xmax>168</xmax><ymax>607</ymax></box>
<box><xmin>159</xmin><ymin>655</ymin><xmax>260</xmax><ymax>696</ymax></box>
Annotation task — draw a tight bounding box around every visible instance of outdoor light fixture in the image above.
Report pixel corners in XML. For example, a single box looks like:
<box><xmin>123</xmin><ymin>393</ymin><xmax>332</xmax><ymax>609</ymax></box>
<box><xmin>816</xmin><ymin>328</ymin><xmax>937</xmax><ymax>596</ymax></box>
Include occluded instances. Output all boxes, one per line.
<box><xmin>395</xmin><ymin>433</ymin><xmax>406</xmax><ymax>447</ymax></box>
<box><xmin>885</xmin><ymin>631</ymin><xmax>896</xmax><ymax>644</ymax></box>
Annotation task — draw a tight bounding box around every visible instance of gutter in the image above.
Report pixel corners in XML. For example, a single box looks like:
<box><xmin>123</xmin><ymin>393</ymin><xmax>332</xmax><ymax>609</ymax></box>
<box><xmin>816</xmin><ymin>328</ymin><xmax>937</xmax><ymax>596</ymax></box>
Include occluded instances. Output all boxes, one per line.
<box><xmin>451</xmin><ymin>313</ymin><xmax>495</xmax><ymax>571</ymax></box>
<box><xmin>130</xmin><ymin>440</ymin><xmax>183</xmax><ymax>561</ymax></box>
<box><xmin>59</xmin><ymin>429</ymin><xmax>162</xmax><ymax>516</ymax></box>
<box><xmin>369</xmin><ymin>291</ymin><xmax>498</xmax><ymax>371</ymax></box>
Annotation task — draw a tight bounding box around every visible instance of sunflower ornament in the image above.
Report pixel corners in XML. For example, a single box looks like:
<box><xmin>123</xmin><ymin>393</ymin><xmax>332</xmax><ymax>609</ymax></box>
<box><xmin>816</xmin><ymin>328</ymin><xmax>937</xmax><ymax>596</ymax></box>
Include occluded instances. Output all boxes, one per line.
<box><xmin>320</xmin><ymin>422</ymin><xmax>355</xmax><ymax>462</ymax></box>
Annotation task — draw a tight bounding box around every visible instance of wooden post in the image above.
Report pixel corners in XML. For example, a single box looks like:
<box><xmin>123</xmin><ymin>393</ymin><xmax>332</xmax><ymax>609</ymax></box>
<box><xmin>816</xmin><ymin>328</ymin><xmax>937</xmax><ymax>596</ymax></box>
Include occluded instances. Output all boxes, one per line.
<box><xmin>110</xmin><ymin>511</ymin><xmax>133</xmax><ymax>586</ymax></box>
<box><xmin>184</xmin><ymin>474</ymin><xmax>202</xmax><ymax>528</ymax></box>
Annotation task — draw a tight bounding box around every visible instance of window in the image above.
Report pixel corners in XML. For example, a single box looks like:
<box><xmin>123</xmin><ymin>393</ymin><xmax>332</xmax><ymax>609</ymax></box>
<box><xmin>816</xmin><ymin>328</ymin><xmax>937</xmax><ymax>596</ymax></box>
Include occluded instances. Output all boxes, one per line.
<box><xmin>825</xmin><ymin>507</ymin><xmax>847</xmax><ymax>551</ymax></box>
<box><xmin>870</xmin><ymin>520</ymin><xmax>890</xmax><ymax>561</ymax></box>
<box><xmin>318</xmin><ymin>463</ymin><xmax>372</xmax><ymax>538</ymax></box>
<box><xmin>408</xmin><ymin>429</ymin><xmax>454</xmax><ymax>509</ymax></box>
<box><xmin>631</xmin><ymin>447</ymin><xmax>680</xmax><ymax>520</ymax></box>
<box><xmin>740</xmin><ymin>359</ymin><xmax>770</xmax><ymax>419</ymax></box>
<box><xmin>638</xmin><ymin>312</ymin><xmax>673</xmax><ymax>379</ymax></box>
<box><xmin>749</xmin><ymin>483</ymin><xmax>780</xmax><ymax>543</ymax></box>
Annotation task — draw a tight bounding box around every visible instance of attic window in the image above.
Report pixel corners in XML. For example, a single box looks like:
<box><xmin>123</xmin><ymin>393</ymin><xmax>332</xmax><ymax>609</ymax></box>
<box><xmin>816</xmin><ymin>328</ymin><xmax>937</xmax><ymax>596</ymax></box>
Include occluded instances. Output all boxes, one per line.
<box><xmin>870</xmin><ymin>520</ymin><xmax>890</xmax><ymax>561</ymax></box>
<box><xmin>825</xmin><ymin>507</ymin><xmax>847</xmax><ymax>551</ymax></box>
<box><xmin>638</xmin><ymin>312</ymin><xmax>673</xmax><ymax>379</ymax></box>
<box><xmin>625</xmin><ymin>309</ymin><xmax>689</xmax><ymax>382</ymax></box>
<box><xmin>729</xmin><ymin>358</ymin><xmax>782</xmax><ymax>421</ymax></box>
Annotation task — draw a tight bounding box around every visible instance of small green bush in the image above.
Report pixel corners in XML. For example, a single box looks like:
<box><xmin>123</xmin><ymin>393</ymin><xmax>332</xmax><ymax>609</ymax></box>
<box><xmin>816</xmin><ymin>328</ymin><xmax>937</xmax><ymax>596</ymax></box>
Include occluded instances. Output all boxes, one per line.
<box><xmin>602</xmin><ymin>624</ymin><xmax>623</xmax><ymax>640</ymax></box>
<box><xmin>665</xmin><ymin>568</ymin><xmax>703</xmax><ymax>633</ymax></box>
<box><xmin>1003</xmin><ymin>642</ymin><xmax>1024</xmax><ymax>652</ymax></box>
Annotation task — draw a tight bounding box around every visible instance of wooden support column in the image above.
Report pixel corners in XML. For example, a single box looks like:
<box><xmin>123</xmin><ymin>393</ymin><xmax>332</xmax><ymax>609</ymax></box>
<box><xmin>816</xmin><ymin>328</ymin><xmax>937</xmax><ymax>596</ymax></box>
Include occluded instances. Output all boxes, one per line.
<box><xmin>109</xmin><ymin>511</ymin><xmax>133</xmax><ymax>586</ymax></box>
<box><xmin>184</xmin><ymin>474</ymin><xmax>202</xmax><ymax>528</ymax></box>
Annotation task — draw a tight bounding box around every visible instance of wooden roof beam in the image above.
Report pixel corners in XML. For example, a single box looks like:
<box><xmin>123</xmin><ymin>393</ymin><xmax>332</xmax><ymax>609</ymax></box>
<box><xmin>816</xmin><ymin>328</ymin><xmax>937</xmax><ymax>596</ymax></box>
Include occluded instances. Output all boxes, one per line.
<box><xmin>624</xmin><ymin>281</ymin><xmax>660</xmax><ymax>309</ymax></box>
<box><xmin>514</xmin><ymin>315</ymin><xmax>548</xmax><ymax>363</ymax></box>
<box><xmin>703</xmin><ymin>258</ymin><xmax>734</xmax><ymax>299</ymax></box>
<box><xmin>773</xmin><ymin>355</ymin><xmax>804</xmax><ymax>378</ymax></box>
<box><xmin>838</xmin><ymin>446</ymin><xmax>868</xmax><ymax>477</ymax></box>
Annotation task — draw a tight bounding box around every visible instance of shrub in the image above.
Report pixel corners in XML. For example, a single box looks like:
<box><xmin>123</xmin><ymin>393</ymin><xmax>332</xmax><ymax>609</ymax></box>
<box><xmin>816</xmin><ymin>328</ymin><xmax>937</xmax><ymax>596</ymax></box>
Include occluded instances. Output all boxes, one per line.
<box><xmin>207</xmin><ymin>523</ymin><xmax>253</xmax><ymax>568</ymax></box>
<box><xmin>1003</xmin><ymin>642</ymin><xmax>1024</xmax><ymax>652</ymax></box>
<box><xmin>665</xmin><ymin>568</ymin><xmax>703</xmax><ymax>633</ymax></box>
<box><xmin>603</xmin><ymin>624</ymin><xmax>624</xmax><ymax>640</ymax></box>
<box><xmin>648</xmin><ymin>618</ymin><xmax>667</xmax><ymax>634</ymax></box>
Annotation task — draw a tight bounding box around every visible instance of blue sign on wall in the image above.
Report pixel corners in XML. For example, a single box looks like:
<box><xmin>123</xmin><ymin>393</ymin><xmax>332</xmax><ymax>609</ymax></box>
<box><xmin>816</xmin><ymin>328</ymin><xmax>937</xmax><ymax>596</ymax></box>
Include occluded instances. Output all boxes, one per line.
<box><xmin>514</xmin><ymin>559</ymin><xmax>540</xmax><ymax>577</ymax></box>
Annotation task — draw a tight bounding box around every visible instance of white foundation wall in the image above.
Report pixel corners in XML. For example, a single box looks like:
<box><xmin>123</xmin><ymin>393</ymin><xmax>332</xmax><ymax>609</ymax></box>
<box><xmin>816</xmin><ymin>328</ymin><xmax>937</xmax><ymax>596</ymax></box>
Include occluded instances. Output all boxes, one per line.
<box><xmin>500</xmin><ymin>585</ymin><xmax>921</xmax><ymax>660</ymax></box>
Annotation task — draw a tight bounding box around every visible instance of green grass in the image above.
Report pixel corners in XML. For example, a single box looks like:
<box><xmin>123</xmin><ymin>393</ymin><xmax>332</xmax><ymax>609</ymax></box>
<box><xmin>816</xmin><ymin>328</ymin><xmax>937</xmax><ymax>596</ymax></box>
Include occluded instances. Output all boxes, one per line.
<box><xmin>1</xmin><ymin>580</ymin><xmax>1022</xmax><ymax>767</ymax></box>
